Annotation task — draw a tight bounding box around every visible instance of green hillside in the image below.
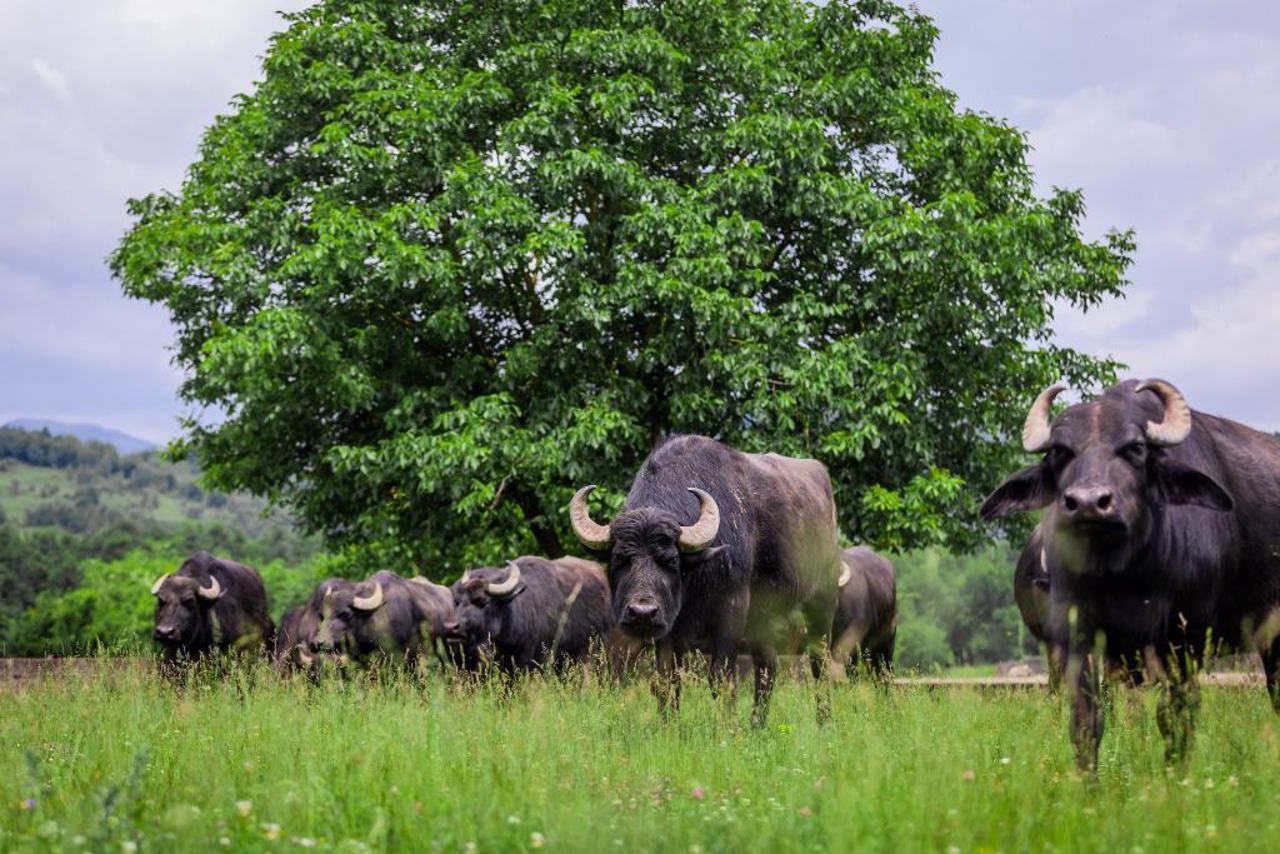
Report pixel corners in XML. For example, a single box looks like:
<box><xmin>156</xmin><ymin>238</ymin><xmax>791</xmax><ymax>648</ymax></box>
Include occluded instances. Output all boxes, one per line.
<box><xmin>0</xmin><ymin>427</ymin><xmax>295</xmax><ymax>540</ymax></box>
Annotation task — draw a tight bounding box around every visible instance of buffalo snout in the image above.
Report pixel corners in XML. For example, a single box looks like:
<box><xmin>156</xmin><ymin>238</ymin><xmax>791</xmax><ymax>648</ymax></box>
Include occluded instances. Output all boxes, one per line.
<box><xmin>154</xmin><ymin>625</ymin><xmax>179</xmax><ymax>642</ymax></box>
<box><xmin>619</xmin><ymin>599</ymin><xmax>665</xmax><ymax>637</ymax></box>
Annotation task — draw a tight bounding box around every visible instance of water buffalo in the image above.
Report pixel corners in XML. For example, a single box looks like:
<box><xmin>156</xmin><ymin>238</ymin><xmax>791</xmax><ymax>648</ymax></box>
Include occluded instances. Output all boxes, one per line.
<box><xmin>981</xmin><ymin>379</ymin><xmax>1280</xmax><ymax>767</ymax></box>
<box><xmin>309</xmin><ymin>571</ymin><xmax>456</xmax><ymax>669</ymax></box>
<box><xmin>1013</xmin><ymin>525</ymin><xmax>1066</xmax><ymax>690</ymax></box>
<box><xmin>571</xmin><ymin>434</ymin><xmax>840</xmax><ymax>726</ymax></box>
<box><xmin>449</xmin><ymin>555</ymin><xmax>613</xmax><ymax>675</ymax></box>
<box><xmin>150</xmin><ymin>550</ymin><xmax>273</xmax><ymax>665</ymax></box>
<box><xmin>831</xmin><ymin>547</ymin><xmax>896</xmax><ymax>676</ymax></box>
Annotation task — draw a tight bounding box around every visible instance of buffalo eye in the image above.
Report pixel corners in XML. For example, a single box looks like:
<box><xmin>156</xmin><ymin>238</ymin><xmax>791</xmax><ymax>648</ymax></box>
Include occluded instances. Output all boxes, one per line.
<box><xmin>1048</xmin><ymin>443</ymin><xmax>1075</xmax><ymax>466</ymax></box>
<box><xmin>1120</xmin><ymin>441</ymin><xmax>1147</xmax><ymax>464</ymax></box>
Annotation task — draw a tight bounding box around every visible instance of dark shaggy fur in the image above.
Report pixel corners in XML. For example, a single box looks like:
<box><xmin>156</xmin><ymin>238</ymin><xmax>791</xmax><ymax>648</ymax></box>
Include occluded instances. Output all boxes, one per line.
<box><xmin>1012</xmin><ymin>525</ymin><xmax>1066</xmax><ymax>688</ymax></box>
<box><xmin>450</xmin><ymin>556</ymin><xmax>613</xmax><ymax>675</ymax></box>
<box><xmin>309</xmin><ymin>570</ymin><xmax>454</xmax><ymax>669</ymax></box>
<box><xmin>589</xmin><ymin>435</ymin><xmax>840</xmax><ymax>725</ymax></box>
<box><xmin>152</xmin><ymin>550</ymin><xmax>273</xmax><ymax>664</ymax></box>
<box><xmin>831</xmin><ymin>546</ymin><xmax>897</xmax><ymax>675</ymax></box>
<box><xmin>983</xmin><ymin>379</ymin><xmax>1280</xmax><ymax>766</ymax></box>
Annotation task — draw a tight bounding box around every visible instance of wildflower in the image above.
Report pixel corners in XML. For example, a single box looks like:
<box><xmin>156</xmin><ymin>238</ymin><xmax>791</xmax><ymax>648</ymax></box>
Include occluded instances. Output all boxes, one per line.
<box><xmin>295</xmin><ymin>838</ymin><xmax>318</xmax><ymax>848</ymax></box>
<box><xmin>506</xmin><ymin>814</ymin><xmax>521</xmax><ymax>825</ymax></box>
<box><xmin>798</xmin><ymin>806</ymin><xmax>813</xmax><ymax>818</ymax></box>
<box><xmin>219</xmin><ymin>839</ymin><xmax>232</xmax><ymax>847</ymax></box>
<box><xmin>1205</xmin><ymin>825</ymin><xmax>1217</xmax><ymax>838</ymax></box>
<box><xmin>237</xmin><ymin>801</ymin><xmax>253</xmax><ymax>817</ymax></box>
<box><xmin>463</xmin><ymin>843</ymin><xmax>477</xmax><ymax>853</ymax></box>
<box><xmin>690</xmin><ymin>846</ymin><xmax>704</xmax><ymax>854</ymax></box>
<box><xmin>999</xmin><ymin>757</ymin><xmax>1011</xmax><ymax>765</ymax></box>
<box><xmin>20</xmin><ymin>798</ymin><xmax>35</xmax><ymax>811</ymax></box>
<box><xmin>1228</xmin><ymin>776</ymin><xmax>1239</xmax><ymax>787</ymax></box>
<box><xmin>947</xmin><ymin>847</ymin><xmax>960</xmax><ymax>854</ymax></box>
<box><xmin>263</xmin><ymin>823</ymin><xmax>282</xmax><ymax>841</ymax></box>
<box><xmin>122</xmin><ymin>843</ymin><xmax>138</xmax><ymax>853</ymax></box>
<box><xmin>961</xmin><ymin>770</ymin><xmax>976</xmax><ymax>781</ymax></box>
<box><xmin>530</xmin><ymin>832</ymin><xmax>545</xmax><ymax>849</ymax></box>
<box><xmin>691</xmin><ymin>787</ymin><xmax>705</xmax><ymax>800</ymax></box>
<box><xmin>1204</xmin><ymin>779</ymin><xmax>1215</xmax><ymax>790</ymax></box>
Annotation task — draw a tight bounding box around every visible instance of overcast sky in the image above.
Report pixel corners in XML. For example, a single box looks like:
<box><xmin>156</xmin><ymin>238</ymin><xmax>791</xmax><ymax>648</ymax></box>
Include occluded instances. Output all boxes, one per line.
<box><xmin>2</xmin><ymin>2</ymin><xmax>1278</xmax><ymax>443</ymax></box>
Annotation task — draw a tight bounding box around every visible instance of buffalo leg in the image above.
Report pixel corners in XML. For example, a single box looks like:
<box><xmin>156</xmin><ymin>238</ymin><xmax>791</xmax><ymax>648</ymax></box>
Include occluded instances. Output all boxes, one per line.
<box><xmin>807</xmin><ymin>638</ymin><xmax>833</xmax><ymax>726</ymax></box>
<box><xmin>707</xmin><ymin>641</ymin><xmax>739</xmax><ymax>724</ymax></box>
<box><xmin>653</xmin><ymin>643</ymin><xmax>682</xmax><ymax>719</ymax></box>
<box><xmin>1156</xmin><ymin>670</ymin><xmax>1200</xmax><ymax>765</ymax></box>
<box><xmin>1068</xmin><ymin>651</ymin><xmax>1104</xmax><ymax>771</ymax></box>
<box><xmin>1047</xmin><ymin>642</ymin><xmax>1067</xmax><ymax>694</ymax></box>
<box><xmin>1264</xmin><ymin>636</ymin><xmax>1280</xmax><ymax>714</ymax></box>
<box><xmin>750</xmin><ymin>648</ymin><xmax>778</xmax><ymax>728</ymax></box>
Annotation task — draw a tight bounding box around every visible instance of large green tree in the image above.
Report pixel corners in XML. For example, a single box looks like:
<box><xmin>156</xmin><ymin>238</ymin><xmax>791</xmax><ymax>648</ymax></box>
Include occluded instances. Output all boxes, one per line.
<box><xmin>112</xmin><ymin>0</ymin><xmax>1131</xmax><ymax>572</ymax></box>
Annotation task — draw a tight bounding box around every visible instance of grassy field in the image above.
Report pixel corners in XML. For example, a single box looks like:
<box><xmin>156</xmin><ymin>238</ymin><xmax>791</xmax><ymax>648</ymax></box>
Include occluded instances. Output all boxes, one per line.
<box><xmin>3</xmin><ymin>666</ymin><xmax>1279</xmax><ymax>853</ymax></box>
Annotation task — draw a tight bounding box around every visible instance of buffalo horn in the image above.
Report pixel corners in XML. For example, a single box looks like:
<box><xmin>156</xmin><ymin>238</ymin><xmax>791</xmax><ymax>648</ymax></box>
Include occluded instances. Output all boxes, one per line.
<box><xmin>150</xmin><ymin>575</ymin><xmax>168</xmax><ymax>596</ymax></box>
<box><xmin>838</xmin><ymin>561</ymin><xmax>852</xmax><ymax>588</ymax></box>
<box><xmin>486</xmin><ymin>561</ymin><xmax>522</xmax><ymax>597</ymax></box>
<box><xmin>677</xmin><ymin>488</ymin><xmax>720</xmax><ymax>553</ymax></box>
<box><xmin>353</xmin><ymin>582</ymin><xmax>384</xmax><ymax>611</ymax></box>
<box><xmin>1134</xmin><ymin>379</ymin><xmax>1192</xmax><ymax>447</ymax></box>
<box><xmin>1022</xmin><ymin>384</ymin><xmax>1066</xmax><ymax>453</ymax></box>
<box><xmin>569</xmin><ymin>485</ymin><xmax>612</xmax><ymax>550</ymax></box>
<box><xmin>197</xmin><ymin>575</ymin><xmax>222</xmax><ymax>600</ymax></box>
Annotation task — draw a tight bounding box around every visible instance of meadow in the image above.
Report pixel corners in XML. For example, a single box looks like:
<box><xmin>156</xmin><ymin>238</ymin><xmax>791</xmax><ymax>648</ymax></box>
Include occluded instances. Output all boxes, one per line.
<box><xmin>3</xmin><ymin>665</ymin><xmax>1279</xmax><ymax>852</ymax></box>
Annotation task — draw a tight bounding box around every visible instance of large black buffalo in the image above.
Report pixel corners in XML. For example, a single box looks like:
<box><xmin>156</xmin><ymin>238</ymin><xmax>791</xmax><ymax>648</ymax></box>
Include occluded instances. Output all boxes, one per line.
<box><xmin>150</xmin><ymin>551</ymin><xmax>273</xmax><ymax>665</ymax></box>
<box><xmin>571</xmin><ymin>434</ymin><xmax>840</xmax><ymax>725</ymax></box>
<box><xmin>449</xmin><ymin>555</ymin><xmax>613</xmax><ymax>675</ymax></box>
<box><xmin>309</xmin><ymin>571</ymin><xmax>456</xmax><ymax>669</ymax></box>
<box><xmin>831</xmin><ymin>547</ymin><xmax>896</xmax><ymax>676</ymax></box>
<box><xmin>982</xmin><ymin>379</ymin><xmax>1280</xmax><ymax>767</ymax></box>
<box><xmin>1012</xmin><ymin>525</ymin><xmax>1066</xmax><ymax>689</ymax></box>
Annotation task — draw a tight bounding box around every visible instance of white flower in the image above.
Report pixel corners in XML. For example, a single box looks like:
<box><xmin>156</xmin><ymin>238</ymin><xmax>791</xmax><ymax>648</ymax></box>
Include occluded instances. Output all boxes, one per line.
<box><xmin>236</xmin><ymin>800</ymin><xmax>253</xmax><ymax>817</ymax></box>
<box><xmin>529</xmin><ymin>832</ymin><xmax>545</xmax><ymax>849</ymax></box>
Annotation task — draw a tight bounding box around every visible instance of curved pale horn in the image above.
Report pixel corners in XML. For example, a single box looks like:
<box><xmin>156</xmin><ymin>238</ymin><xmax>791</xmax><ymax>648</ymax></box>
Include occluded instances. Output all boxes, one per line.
<box><xmin>569</xmin><ymin>485</ymin><xmax>612</xmax><ymax>550</ymax></box>
<box><xmin>150</xmin><ymin>574</ymin><xmax>168</xmax><ymax>596</ymax></box>
<box><xmin>1021</xmin><ymin>384</ymin><xmax>1066</xmax><ymax>453</ymax></box>
<box><xmin>296</xmin><ymin>647</ymin><xmax>314</xmax><ymax>667</ymax></box>
<box><xmin>1134</xmin><ymin>379</ymin><xmax>1192</xmax><ymax>447</ymax></box>
<box><xmin>197</xmin><ymin>575</ymin><xmax>222</xmax><ymax>600</ymax></box>
<box><xmin>677</xmin><ymin>488</ymin><xmax>720</xmax><ymax>553</ymax></box>
<box><xmin>486</xmin><ymin>561</ymin><xmax>522</xmax><ymax>597</ymax></box>
<box><xmin>838</xmin><ymin>561</ymin><xmax>852</xmax><ymax>588</ymax></box>
<box><xmin>459</xmin><ymin>570</ymin><xmax>472</xmax><ymax>586</ymax></box>
<box><xmin>353</xmin><ymin>582</ymin><xmax>384</xmax><ymax>611</ymax></box>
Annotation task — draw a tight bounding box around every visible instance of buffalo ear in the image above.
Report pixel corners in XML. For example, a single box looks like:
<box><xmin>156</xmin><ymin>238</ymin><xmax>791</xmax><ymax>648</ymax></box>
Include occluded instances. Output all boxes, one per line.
<box><xmin>681</xmin><ymin>544</ymin><xmax>727</xmax><ymax>570</ymax></box>
<box><xmin>979</xmin><ymin>465</ymin><xmax>1055</xmax><ymax>520</ymax></box>
<box><xmin>1153</xmin><ymin>459</ymin><xmax>1234</xmax><ymax>511</ymax></box>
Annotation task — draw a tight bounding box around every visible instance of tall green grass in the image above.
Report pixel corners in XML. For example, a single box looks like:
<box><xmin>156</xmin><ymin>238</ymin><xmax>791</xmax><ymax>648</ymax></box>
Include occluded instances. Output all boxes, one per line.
<box><xmin>3</xmin><ymin>665</ymin><xmax>1279</xmax><ymax>852</ymax></box>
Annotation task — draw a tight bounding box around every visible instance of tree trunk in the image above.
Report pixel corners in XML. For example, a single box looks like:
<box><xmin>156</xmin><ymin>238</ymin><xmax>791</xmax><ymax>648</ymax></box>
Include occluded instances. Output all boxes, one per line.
<box><xmin>511</xmin><ymin>484</ymin><xmax>564</xmax><ymax>558</ymax></box>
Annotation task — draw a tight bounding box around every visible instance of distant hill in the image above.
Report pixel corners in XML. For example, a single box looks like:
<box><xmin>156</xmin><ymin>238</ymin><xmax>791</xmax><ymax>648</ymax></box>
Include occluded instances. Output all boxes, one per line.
<box><xmin>4</xmin><ymin>419</ymin><xmax>159</xmax><ymax>455</ymax></box>
<box><xmin>0</xmin><ymin>425</ymin><xmax>306</xmax><ymax>544</ymax></box>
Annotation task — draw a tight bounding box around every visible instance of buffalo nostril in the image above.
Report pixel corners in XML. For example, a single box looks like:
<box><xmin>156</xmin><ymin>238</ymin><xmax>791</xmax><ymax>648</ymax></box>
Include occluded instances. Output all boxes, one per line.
<box><xmin>1096</xmin><ymin>493</ymin><xmax>1113</xmax><ymax>511</ymax></box>
<box><xmin>627</xmin><ymin>602</ymin><xmax>659</xmax><ymax>621</ymax></box>
<box><xmin>1063</xmin><ymin>495</ymin><xmax>1079</xmax><ymax>512</ymax></box>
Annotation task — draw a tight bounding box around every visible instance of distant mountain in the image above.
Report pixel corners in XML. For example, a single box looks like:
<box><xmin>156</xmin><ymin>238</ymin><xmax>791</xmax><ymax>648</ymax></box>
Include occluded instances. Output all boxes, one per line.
<box><xmin>3</xmin><ymin>419</ymin><xmax>159</xmax><ymax>455</ymax></box>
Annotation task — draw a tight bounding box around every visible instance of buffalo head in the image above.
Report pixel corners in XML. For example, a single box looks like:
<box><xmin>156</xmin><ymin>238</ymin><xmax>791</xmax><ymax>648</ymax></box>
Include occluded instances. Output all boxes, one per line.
<box><xmin>151</xmin><ymin>573</ymin><xmax>222</xmax><ymax>646</ymax></box>
<box><xmin>451</xmin><ymin>561</ymin><xmax>526</xmax><ymax>650</ymax></box>
<box><xmin>569</xmin><ymin>485</ymin><xmax>721</xmax><ymax>639</ymax></box>
<box><xmin>981</xmin><ymin>379</ymin><xmax>1233</xmax><ymax>571</ymax></box>
<box><xmin>310</xmin><ymin>578</ymin><xmax>387</xmax><ymax>655</ymax></box>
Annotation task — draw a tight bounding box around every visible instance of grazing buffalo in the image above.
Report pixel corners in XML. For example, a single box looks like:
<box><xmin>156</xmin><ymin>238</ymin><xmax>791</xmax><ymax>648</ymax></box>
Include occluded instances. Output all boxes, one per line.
<box><xmin>150</xmin><ymin>551</ymin><xmax>273</xmax><ymax>665</ymax></box>
<box><xmin>1013</xmin><ymin>525</ymin><xmax>1066</xmax><ymax>689</ymax></box>
<box><xmin>449</xmin><ymin>555</ymin><xmax>613</xmax><ymax>675</ymax></box>
<box><xmin>309</xmin><ymin>571</ymin><xmax>456</xmax><ymax>669</ymax></box>
<box><xmin>981</xmin><ymin>379</ymin><xmax>1280</xmax><ymax>767</ymax></box>
<box><xmin>571</xmin><ymin>434</ymin><xmax>840</xmax><ymax>726</ymax></box>
<box><xmin>831</xmin><ymin>547</ymin><xmax>897</xmax><ymax>676</ymax></box>
<box><xmin>273</xmin><ymin>579</ymin><xmax>345</xmax><ymax>673</ymax></box>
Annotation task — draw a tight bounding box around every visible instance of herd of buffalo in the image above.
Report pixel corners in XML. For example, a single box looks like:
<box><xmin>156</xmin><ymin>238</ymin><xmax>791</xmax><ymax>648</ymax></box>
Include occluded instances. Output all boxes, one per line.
<box><xmin>147</xmin><ymin>379</ymin><xmax>1280</xmax><ymax>768</ymax></box>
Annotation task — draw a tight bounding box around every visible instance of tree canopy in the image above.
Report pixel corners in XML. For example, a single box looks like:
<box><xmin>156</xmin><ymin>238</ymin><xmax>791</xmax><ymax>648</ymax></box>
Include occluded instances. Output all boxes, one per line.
<box><xmin>112</xmin><ymin>0</ymin><xmax>1132</xmax><ymax>571</ymax></box>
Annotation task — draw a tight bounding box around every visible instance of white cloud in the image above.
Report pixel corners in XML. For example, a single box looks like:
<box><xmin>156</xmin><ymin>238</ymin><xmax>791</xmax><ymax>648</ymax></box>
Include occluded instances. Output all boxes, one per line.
<box><xmin>29</xmin><ymin>58</ymin><xmax>70</xmax><ymax>103</ymax></box>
